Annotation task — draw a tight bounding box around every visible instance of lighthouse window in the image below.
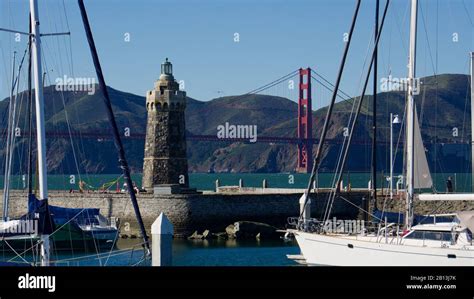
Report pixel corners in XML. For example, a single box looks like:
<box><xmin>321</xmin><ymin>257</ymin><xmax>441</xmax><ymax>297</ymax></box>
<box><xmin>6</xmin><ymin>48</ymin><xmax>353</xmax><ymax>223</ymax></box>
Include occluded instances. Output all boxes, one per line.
<box><xmin>162</xmin><ymin>63</ymin><xmax>172</xmax><ymax>75</ymax></box>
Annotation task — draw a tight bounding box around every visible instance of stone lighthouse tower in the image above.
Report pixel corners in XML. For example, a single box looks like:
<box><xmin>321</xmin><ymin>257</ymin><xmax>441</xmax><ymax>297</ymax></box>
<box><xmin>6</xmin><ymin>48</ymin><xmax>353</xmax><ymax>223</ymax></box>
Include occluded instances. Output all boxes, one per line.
<box><xmin>142</xmin><ymin>58</ymin><xmax>189</xmax><ymax>192</ymax></box>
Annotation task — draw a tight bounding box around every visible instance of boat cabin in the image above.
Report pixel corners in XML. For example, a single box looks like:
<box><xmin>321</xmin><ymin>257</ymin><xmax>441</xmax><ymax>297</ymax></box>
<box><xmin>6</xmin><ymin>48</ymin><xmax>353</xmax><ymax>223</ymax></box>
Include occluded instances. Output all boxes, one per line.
<box><xmin>403</xmin><ymin>213</ymin><xmax>473</xmax><ymax>246</ymax></box>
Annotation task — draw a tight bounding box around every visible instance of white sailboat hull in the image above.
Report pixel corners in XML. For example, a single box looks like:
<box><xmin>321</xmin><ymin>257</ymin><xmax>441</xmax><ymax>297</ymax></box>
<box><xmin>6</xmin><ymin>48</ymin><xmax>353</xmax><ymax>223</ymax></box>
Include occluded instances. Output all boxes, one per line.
<box><xmin>293</xmin><ymin>231</ymin><xmax>474</xmax><ymax>266</ymax></box>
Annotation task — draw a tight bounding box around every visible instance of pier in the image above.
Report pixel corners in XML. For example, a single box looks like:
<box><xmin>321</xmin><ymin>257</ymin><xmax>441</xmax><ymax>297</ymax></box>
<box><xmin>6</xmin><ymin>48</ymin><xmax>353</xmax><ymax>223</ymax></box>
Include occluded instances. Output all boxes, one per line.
<box><xmin>1</xmin><ymin>188</ymin><xmax>365</xmax><ymax>238</ymax></box>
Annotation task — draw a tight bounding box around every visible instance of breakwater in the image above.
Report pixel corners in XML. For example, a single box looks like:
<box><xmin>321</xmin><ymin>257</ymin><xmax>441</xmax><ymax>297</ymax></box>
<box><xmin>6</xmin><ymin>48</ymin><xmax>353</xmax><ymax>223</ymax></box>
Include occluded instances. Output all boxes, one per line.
<box><xmin>1</xmin><ymin>189</ymin><xmax>365</xmax><ymax>237</ymax></box>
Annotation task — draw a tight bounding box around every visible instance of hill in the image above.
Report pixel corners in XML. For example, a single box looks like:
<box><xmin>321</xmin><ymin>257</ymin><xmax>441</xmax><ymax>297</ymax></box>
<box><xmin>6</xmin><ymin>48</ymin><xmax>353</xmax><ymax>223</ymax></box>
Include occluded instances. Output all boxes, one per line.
<box><xmin>0</xmin><ymin>73</ymin><xmax>471</xmax><ymax>174</ymax></box>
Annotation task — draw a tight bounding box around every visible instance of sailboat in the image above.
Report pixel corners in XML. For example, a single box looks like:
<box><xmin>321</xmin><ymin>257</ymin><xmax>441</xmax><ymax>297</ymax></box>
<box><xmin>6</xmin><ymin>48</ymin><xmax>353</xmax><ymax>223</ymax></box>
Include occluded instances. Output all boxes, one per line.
<box><xmin>0</xmin><ymin>0</ymin><xmax>150</xmax><ymax>264</ymax></box>
<box><xmin>0</xmin><ymin>0</ymin><xmax>56</xmax><ymax>265</ymax></box>
<box><xmin>0</xmin><ymin>0</ymin><xmax>118</xmax><ymax>256</ymax></box>
<box><xmin>288</xmin><ymin>0</ymin><xmax>474</xmax><ymax>266</ymax></box>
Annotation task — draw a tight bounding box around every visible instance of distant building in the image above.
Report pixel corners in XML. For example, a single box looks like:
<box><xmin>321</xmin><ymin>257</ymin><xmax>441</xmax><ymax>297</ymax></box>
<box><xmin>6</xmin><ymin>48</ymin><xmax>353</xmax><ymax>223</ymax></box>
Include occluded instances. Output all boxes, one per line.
<box><xmin>142</xmin><ymin>58</ymin><xmax>189</xmax><ymax>192</ymax></box>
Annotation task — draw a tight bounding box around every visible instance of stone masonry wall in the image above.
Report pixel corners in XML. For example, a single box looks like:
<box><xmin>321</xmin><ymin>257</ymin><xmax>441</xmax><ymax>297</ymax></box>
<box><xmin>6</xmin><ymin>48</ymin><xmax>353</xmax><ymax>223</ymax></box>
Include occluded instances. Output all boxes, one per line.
<box><xmin>142</xmin><ymin>109</ymin><xmax>188</xmax><ymax>189</ymax></box>
<box><xmin>0</xmin><ymin>190</ymin><xmax>363</xmax><ymax>237</ymax></box>
<box><xmin>374</xmin><ymin>196</ymin><xmax>474</xmax><ymax>216</ymax></box>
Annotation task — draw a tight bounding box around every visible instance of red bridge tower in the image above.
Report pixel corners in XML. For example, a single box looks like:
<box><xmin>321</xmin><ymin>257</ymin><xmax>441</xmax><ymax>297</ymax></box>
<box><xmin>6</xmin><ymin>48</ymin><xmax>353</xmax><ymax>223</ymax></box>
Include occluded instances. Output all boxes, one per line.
<box><xmin>296</xmin><ymin>68</ymin><xmax>313</xmax><ymax>173</ymax></box>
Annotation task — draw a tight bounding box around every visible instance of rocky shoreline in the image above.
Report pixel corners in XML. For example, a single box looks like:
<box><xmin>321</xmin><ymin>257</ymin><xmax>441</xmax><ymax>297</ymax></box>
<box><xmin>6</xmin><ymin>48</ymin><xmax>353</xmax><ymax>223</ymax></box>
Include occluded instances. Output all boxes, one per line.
<box><xmin>187</xmin><ymin>221</ymin><xmax>282</xmax><ymax>240</ymax></box>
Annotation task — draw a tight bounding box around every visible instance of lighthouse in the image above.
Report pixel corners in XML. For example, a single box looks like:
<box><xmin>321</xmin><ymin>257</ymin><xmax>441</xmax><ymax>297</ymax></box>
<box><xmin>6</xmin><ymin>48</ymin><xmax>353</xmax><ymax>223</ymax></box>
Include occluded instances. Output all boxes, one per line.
<box><xmin>142</xmin><ymin>58</ymin><xmax>189</xmax><ymax>192</ymax></box>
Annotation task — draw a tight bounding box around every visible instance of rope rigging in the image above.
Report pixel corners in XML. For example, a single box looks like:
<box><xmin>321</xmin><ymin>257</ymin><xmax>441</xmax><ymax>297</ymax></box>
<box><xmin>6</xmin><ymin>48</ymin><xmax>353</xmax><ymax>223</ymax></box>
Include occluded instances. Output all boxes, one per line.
<box><xmin>297</xmin><ymin>0</ymin><xmax>363</xmax><ymax>225</ymax></box>
<box><xmin>322</xmin><ymin>0</ymin><xmax>391</xmax><ymax>224</ymax></box>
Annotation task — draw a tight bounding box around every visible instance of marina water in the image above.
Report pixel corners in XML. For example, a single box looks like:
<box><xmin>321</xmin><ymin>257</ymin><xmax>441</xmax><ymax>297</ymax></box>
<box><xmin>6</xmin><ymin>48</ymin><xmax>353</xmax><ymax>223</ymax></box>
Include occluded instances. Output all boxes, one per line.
<box><xmin>1</xmin><ymin>172</ymin><xmax>469</xmax><ymax>192</ymax></box>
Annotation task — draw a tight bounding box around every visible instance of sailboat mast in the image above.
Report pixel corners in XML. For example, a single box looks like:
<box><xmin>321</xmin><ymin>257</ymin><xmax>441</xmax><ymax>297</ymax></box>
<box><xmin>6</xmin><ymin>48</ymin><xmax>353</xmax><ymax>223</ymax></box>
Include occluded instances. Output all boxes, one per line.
<box><xmin>471</xmin><ymin>52</ymin><xmax>474</xmax><ymax>191</ymax></box>
<box><xmin>77</xmin><ymin>0</ymin><xmax>150</xmax><ymax>253</ymax></box>
<box><xmin>370</xmin><ymin>0</ymin><xmax>379</xmax><ymax>220</ymax></box>
<box><xmin>30</xmin><ymin>0</ymin><xmax>47</xmax><ymax>200</ymax></box>
<box><xmin>27</xmin><ymin>13</ymin><xmax>34</xmax><ymax>195</ymax></box>
<box><xmin>30</xmin><ymin>0</ymin><xmax>50</xmax><ymax>266</ymax></box>
<box><xmin>406</xmin><ymin>0</ymin><xmax>418</xmax><ymax>229</ymax></box>
<box><xmin>2</xmin><ymin>52</ymin><xmax>16</xmax><ymax>221</ymax></box>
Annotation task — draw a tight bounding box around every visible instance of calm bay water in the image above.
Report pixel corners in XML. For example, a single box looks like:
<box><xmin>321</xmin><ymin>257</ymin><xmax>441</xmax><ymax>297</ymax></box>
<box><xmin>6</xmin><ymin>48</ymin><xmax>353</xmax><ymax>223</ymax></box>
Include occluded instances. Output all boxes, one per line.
<box><xmin>2</xmin><ymin>172</ymin><xmax>471</xmax><ymax>192</ymax></box>
<box><xmin>3</xmin><ymin>239</ymin><xmax>300</xmax><ymax>267</ymax></box>
<box><xmin>171</xmin><ymin>239</ymin><xmax>300</xmax><ymax>266</ymax></box>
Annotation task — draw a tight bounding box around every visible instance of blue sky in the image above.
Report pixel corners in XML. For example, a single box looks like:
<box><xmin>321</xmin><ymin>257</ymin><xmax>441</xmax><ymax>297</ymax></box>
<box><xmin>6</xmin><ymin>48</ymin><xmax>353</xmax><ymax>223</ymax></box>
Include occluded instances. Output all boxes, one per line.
<box><xmin>1</xmin><ymin>0</ymin><xmax>473</xmax><ymax>109</ymax></box>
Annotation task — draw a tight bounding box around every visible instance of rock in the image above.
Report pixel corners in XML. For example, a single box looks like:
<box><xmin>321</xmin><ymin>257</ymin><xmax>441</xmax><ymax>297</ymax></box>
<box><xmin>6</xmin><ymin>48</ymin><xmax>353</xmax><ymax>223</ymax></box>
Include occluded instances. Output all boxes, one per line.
<box><xmin>233</xmin><ymin>221</ymin><xmax>279</xmax><ymax>239</ymax></box>
<box><xmin>188</xmin><ymin>230</ymin><xmax>214</xmax><ymax>240</ymax></box>
<box><xmin>202</xmin><ymin>230</ymin><xmax>211</xmax><ymax>239</ymax></box>
<box><xmin>188</xmin><ymin>231</ymin><xmax>203</xmax><ymax>240</ymax></box>
<box><xmin>225</xmin><ymin>224</ymin><xmax>236</xmax><ymax>239</ymax></box>
<box><xmin>212</xmin><ymin>232</ymin><xmax>228</xmax><ymax>239</ymax></box>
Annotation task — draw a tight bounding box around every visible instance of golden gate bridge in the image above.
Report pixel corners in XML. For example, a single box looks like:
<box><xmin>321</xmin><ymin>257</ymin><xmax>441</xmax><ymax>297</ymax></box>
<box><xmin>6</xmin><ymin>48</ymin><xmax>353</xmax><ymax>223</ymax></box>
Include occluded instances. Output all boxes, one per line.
<box><xmin>2</xmin><ymin>67</ymin><xmax>465</xmax><ymax>174</ymax></box>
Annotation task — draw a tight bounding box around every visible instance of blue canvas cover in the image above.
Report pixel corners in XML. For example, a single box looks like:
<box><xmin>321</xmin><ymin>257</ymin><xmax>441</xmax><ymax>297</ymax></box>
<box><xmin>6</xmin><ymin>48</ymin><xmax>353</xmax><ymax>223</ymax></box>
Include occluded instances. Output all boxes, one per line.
<box><xmin>27</xmin><ymin>194</ymin><xmax>101</xmax><ymax>227</ymax></box>
<box><xmin>48</xmin><ymin>205</ymin><xmax>101</xmax><ymax>226</ymax></box>
<box><xmin>6</xmin><ymin>194</ymin><xmax>57</xmax><ymax>235</ymax></box>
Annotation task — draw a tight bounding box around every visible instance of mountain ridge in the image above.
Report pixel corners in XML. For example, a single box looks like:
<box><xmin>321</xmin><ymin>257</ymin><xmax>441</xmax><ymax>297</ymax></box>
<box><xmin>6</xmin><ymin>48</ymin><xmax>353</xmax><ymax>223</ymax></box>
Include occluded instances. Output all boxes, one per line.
<box><xmin>0</xmin><ymin>73</ymin><xmax>471</xmax><ymax>174</ymax></box>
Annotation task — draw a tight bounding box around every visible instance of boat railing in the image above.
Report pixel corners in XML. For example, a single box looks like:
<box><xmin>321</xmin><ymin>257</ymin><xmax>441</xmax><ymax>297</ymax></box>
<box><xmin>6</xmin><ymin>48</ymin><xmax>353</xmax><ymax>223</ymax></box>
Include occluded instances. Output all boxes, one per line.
<box><xmin>288</xmin><ymin>217</ymin><xmax>385</xmax><ymax>235</ymax></box>
<box><xmin>287</xmin><ymin>217</ymin><xmax>321</xmax><ymax>233</ymax></box>
<box><xmin>376</xmin><ymin>222</ymin><xmax>404</xmax><ymax>244</ymax></box>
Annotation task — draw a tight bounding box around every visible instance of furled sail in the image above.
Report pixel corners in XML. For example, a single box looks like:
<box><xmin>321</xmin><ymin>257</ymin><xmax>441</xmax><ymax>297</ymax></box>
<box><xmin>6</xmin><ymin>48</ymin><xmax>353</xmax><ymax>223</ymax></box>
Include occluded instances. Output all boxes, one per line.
<box><xmin>413</xmin><ymin>106</ymin><xmax>432</xmax><ymax>189</ymax></box>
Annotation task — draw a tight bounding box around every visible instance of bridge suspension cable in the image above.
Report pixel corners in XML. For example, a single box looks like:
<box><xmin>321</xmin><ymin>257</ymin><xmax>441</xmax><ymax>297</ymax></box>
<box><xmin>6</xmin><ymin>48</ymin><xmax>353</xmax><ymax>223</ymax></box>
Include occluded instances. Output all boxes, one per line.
<box><xmin>311</xmin><ymin>72</ymin><xmax>353</xmax><ymax>102</ymax></box>
<box><xmin>245</xmin><ymin>69</ymin><xmax>299</xmax><ymax>95</ymax></box>
<box><xmin>241</xmin><ymin>68</ymin><xmax>355</xmax><ymax>107</ymax></box>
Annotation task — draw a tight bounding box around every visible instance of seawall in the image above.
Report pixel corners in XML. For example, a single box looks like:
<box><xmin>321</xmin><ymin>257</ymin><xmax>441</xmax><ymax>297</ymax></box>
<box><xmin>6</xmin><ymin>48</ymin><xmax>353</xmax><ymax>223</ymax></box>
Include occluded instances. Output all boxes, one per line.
<box><xmin>374</xmin><ymin>195</ymin><xmax>474</xmax><ymax>216</ymax></box>
<box><xmin>0</xmin><ymin>189</ymin><xmax>364</xmax><ymax>237</ymax></box>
